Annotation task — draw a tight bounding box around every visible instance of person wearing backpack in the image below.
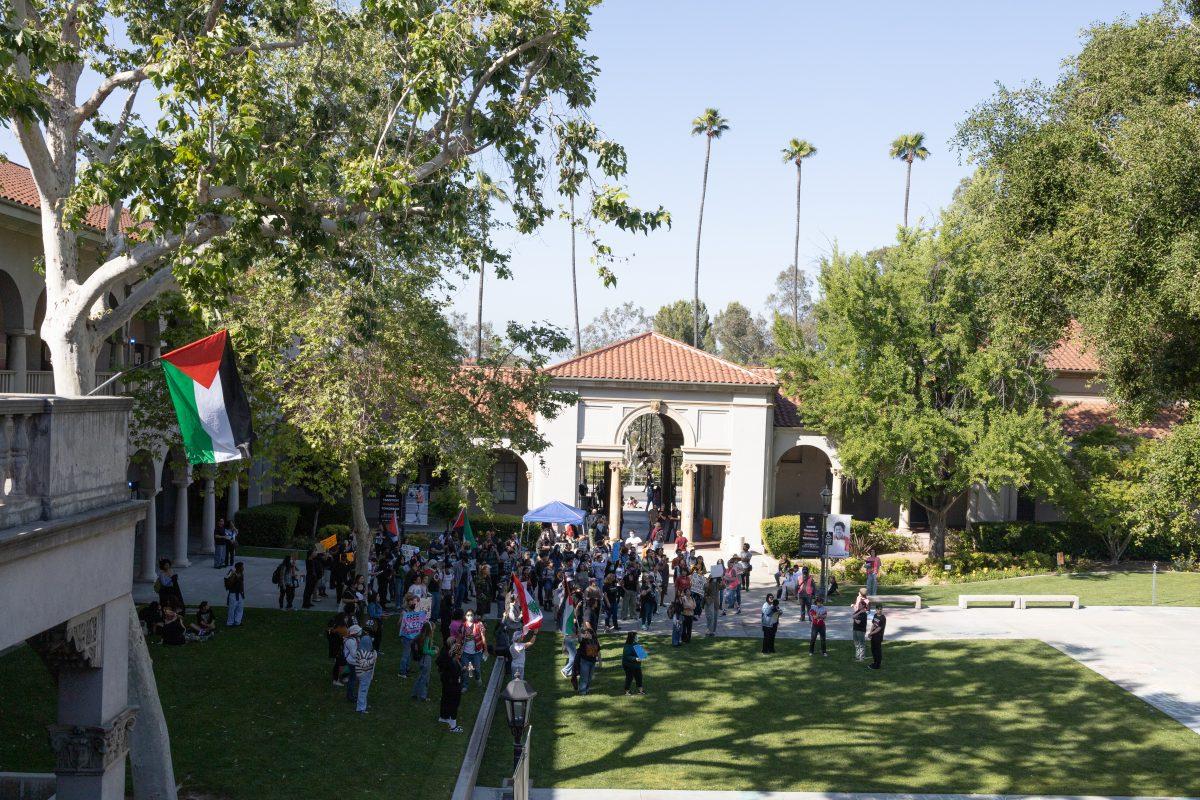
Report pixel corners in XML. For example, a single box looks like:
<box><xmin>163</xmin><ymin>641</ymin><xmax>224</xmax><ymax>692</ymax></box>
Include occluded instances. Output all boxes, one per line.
<box><xmin>225</xmin><ymin>562</ymin><xmax>245</xmax><ymax>627</ymax></box>
<box><xmin>577</xmin><ymin>624</ymin><xmax>601</xmax><ymax>695</ymax></box>
<box><xmin>352</xmin><ymin>633</ymin><xmax>379</xmax><ymax>713</ymax></box>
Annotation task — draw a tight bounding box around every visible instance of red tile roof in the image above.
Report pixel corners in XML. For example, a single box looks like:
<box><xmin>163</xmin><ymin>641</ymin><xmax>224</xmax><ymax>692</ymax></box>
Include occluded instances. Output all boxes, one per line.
<box><xmin>1058</xmin><ymin>400</ymin><xmax>1182</xmax><ymax>439</ymax></box>
<box><xmin>0</xmin><ymin>160</ymin><xmax>133</xmax><ymax>232</ymax></box>
<box><xmin>548</xmin><ymin>332</ymin><xmax>777</xmax><ymax>386</ymax></box>
<box><xmin>1046</xmin><ymin>322</ymin><xmax>1101</xmax><ymax>373</ymax></box>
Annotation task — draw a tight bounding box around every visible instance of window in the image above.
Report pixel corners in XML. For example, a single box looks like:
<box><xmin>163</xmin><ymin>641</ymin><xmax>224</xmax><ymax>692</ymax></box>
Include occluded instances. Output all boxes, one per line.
<box><xmin>492</xmin><ymin>460</ymin><xmax>517</xmax><ymax>504</ymax></box>
<box><xmin>1016</xmin><ymin>490</ymin><xmax>1037</xmax><ymax>523</ymax></box>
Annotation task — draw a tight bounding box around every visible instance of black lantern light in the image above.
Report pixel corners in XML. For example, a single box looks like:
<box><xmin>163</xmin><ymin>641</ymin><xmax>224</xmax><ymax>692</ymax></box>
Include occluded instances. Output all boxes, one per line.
<box><xmin>501</xmin><ymin>677</ymin><xmax>537</xmax><ymax>767</ymax></box>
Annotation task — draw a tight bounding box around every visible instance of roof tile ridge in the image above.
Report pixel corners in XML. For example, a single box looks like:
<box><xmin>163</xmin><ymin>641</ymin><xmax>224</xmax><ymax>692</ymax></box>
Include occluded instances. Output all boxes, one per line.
<box><xmin>648</xmin><ymin>331</ymin><xmax>776</xmax><ymax>384</ymax></box>
<box><xmin>546</xmin><ymin>330</ymin><xmax>655</xmax><ymax>373</ymax></box>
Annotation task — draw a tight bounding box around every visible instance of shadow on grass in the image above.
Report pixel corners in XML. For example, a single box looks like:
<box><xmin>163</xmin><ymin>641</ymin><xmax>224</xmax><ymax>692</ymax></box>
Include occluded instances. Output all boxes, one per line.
<box><xmin>478</xmin><ymin>633</ymin><xmax>1200</xmax><ymax>795</ymax></box>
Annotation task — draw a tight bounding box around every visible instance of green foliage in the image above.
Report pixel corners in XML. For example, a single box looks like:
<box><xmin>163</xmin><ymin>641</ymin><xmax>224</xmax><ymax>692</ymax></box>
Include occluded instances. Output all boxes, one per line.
<box><xmin>316</xmin><ymin>524</ymin><xmax>352</xmax><ymax>544</ymax></box>
<box><xmin>955</xmin><ymin>6</ymin><xmax>1200</xmax><ymax>418</ymax></box>
<box><xmin>712</xmin><ymin>302</ymin><xmax>771</xmax><ymax>364</ymax></box>
<box><xmin>760</xmin><ymin>515</ymin><xmax>800</xmax><ymax>557</ymax></box>
<box><xmin>1058</xmin><ymin>425</ymin><xmax>1150</xmax><ymax>563</ymax></box>
<box><xmin>850</xmin><ymin>518</ymin><xmax>913</xmax><ymax>555</ymax></box>
<box><xmin>973</xmin><ymin>521</ymin><xmax>1103</xmax><ymax>559</ymax></box>
<box><xmin>773</xmin><ymin>224</ymin><xmax>1072</xmax><ymax>558</ymax></box>
<box><xmin>295</xmin><ymin>500</ymin><xmax>353</xmax><ymax>540</ymax></box>
<box><xmin>430</xmin><ymin>486</ymin><xmax>465</xmax><ymax>521</ymax></box>
<box><xmin>472</xmin><ymin>513</ymin><xmax>528</xmax><ymax>540</ymax></box>
<box><xmin>235</xmin><ymin>503</ymin><xmax>302</xmax><ymax>548</ymax></box>
<box><xmin>654</xmin><ymin>299</ymin><xmax>714</xmax><ymax>349</ymax></box>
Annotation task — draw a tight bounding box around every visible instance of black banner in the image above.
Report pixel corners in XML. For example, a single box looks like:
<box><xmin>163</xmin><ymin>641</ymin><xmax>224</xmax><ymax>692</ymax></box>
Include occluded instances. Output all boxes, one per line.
<box><xmin>379</xmin><ymin>489</ymin><xmax>401</xmax><ymax>516</ymax></box>
<box><xmin>799</xmin><ymin>513</ymin><xmax>823</xmax><ymax>558</ymax></box>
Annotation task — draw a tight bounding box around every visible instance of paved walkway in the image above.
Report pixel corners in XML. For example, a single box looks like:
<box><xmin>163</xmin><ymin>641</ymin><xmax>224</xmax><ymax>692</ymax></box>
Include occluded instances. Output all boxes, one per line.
<box><xmin>136</xmin><ymin>542</ymin><xmax>1200</xmax><ymax>736</ymax></box>
<box><xmin>474</xmin><ymin>791</ymin><xmax>1199</xmax><ymax>800</ymax></box>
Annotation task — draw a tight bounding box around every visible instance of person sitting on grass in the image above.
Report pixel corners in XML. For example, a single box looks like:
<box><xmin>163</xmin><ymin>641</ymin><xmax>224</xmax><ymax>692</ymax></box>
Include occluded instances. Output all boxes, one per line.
<box><xmin>621</xmin><ymin>631</ymin><xmax>645</xmax><ymax>696</ymax></box>
<box><xmin>161</xmin><ymin>605</ymin><xmax>187</xmax><ymax>646</ymax></box>
<box><xmin>187</xmin><ymin>601</ymin><xmax>216</xmax><ymax>640</ymax></box>
<box><xmin>138</xmin><ymin>601</ymin><xmax>165</xmax><ymax>639</ymax></box>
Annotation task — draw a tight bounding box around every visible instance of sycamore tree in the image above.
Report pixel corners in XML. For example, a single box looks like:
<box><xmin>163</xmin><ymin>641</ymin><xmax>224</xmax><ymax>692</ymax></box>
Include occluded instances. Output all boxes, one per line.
<box><xmin>954</xmin><ymin>2</ymin><xmax>1200</xmax><ymax>420</ymax></box>
<box><xmin>227</xmin><ymin>242</ymin><xmax>573</xmax><ymax>575</ymax></box>
<box><xmin>775</xmin><ymin>222</ymin><xmax>1071</xmax><ymax>558</ymax></box>
<box><xmin>1058</xmin><ymin>425</ymin><xmax>1149</xmax><ymax>564</ymax></box>
<box><xmin>1</xmin><ymin>0</ymin><xmax>658</xmax><ymax>395</ymax></box>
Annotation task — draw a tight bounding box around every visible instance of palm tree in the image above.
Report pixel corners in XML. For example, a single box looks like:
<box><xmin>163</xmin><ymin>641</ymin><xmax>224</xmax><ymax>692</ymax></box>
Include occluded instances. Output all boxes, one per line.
<box><xmin>690</xmin><ymin>108</ymin><xmax>730</xmax><ymax>346</ymax></box>
<box><xmin>781</xmin><ymin>138</ymin><xmax>817</xmax><ymax>326</ymax></box>
<box><xmin>889</xmin><ymin>132</ymin><xmax>930</xmax><ymax>227</ymax></box>
<box><xmin>472</xmin><ymin>171</ymin><xmax>507</xmax><ymax>360</ymax></box>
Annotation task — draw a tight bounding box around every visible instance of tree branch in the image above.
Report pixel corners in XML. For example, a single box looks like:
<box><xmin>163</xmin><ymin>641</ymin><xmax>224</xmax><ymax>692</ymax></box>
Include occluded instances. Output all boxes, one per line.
<box><xmin>92</xmin><ymin>265</ymin><xmax>180</xmax><ymax>341</ymax></box>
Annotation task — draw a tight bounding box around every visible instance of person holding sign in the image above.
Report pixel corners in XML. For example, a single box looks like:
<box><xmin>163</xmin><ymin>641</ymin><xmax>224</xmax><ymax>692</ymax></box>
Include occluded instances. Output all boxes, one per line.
<box><xmin>621</xmin><ymin>631</ymin><xmax>646</xmax><ymax>695</ymax></box>
<box><xmin>397</xmin><ymin>594</ymin><xmax>427</xmax><ymax>678</ymax></box>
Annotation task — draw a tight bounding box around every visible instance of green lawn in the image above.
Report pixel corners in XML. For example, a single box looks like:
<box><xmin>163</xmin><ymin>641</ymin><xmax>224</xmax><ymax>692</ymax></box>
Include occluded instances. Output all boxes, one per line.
<box><xmin>479</xmin><ymin>634</ymin><xmax>1200</xmax><ymax>795</ymax></box>
<box><xmin>0</xmin><ymin>607</ymin><xmax>486</xmax><ymax>799</ymax></box>
<box><xmin>829</xmin><ymin>570</ymin><xmax>1200</xmax><ymax>607</ymax></box>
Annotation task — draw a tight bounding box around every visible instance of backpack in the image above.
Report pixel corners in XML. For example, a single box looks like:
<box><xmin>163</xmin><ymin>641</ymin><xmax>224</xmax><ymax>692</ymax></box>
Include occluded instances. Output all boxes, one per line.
<box><xmin>223</xmin><ymin>571</ymin><xmax>237</xmax><ymax>592</ymax></box>
<box><xmin>271</xmin><ymin>564</ymin><xmax>283</xmax><ymax>585</ymax></box>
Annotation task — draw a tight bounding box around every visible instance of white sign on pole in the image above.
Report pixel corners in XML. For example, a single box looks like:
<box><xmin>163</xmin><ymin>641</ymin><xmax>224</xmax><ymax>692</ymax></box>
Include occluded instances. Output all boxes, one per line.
<box><xmin>404</xmin><ymin>484</ymin><xmax>430</xmax><ymax>526</ymax></box>
<box><xmin>826</xmin><ymin>513</ymin><xmax>853</xmax><ymax>559</ymax></box>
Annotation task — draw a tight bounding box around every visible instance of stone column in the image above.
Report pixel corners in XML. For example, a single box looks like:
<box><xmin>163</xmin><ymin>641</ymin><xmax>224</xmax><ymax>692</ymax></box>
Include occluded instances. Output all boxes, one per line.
<box><xmin>680</xmin><ymin>463</ymin><xmax>697</xmax><ymax>540</ymax></box>
<box><xmin>897</xmin><ymin>504</ymin><xmax>911</xmax><ymax>534</ymax></box>
<box><xmin>7</xmin><ymin>329</ymin><xmax>31</xmax><ymax>392</ymax></box>
<box><xmin>226</xmin><ymin>476</ymin><xmax>240</xmax><ymax>519</ymax></box>
<box><xmin>139</xmin><ymin>481</ymin><xmax>158</xmax><ymax>582</ymax></box>
<box><xmin>830</xmin><ymin>469</ymin><xmax>844</xmax><ymax>515</ymax></box>
<box><xmin>172</xmin><ymin>466</ymin><xmax>191</xmax><ymax>567</ymax></box>
<box><xmin>607</xmin><ymin>461</ymin><xmax>623</xmax><ymax>538</ymax></box>
<box><xmin>199</xmin><ymin>472</ymin><xmax>215</xmax><ymax>555</ymax></box>
<box><xmin>36</xmin><ymin>599</ymin><xmax>137</xmax><ymax>800</ymax></box>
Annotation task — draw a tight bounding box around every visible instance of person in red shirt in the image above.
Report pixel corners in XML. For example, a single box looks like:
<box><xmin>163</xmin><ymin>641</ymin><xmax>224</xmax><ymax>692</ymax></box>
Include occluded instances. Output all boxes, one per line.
<box><xmin>864</xmin><ymin>550</ymin><xmax>882</xmax><ymax>596</ymax></box>
<box><xmin>809</xmin><ymin>594</ymin><xmax>828</xmax><ymax>656</ymax></box>
<box><xmin>674</xmin><ymin>532</ymin><xmax>688</xmax><ymax>553</ymax></box>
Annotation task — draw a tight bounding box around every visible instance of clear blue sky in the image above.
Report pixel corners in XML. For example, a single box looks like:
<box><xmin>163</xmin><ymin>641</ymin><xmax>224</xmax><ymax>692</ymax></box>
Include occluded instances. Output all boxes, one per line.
<box><xmin>1</xmin><ymin>1</ymin><xmax>1163</xmax><ymax>338</ymax></box>
<box><xmin>466</xmin><ymin>0</ymin><xmax>1162</xmax><ymax>335</ymax></box>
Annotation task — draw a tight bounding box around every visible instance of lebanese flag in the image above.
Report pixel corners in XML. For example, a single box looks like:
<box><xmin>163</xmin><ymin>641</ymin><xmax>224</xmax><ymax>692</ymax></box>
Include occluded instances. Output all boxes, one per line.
<box><xmin>161</xmin><ymin>330</ymin><xmax>253</xmax><ymax>465</ymax></box>
<box><xmin>510</xmin><ymin>571</ymin><xmax>543</xmax><ymax>636</ymax></box>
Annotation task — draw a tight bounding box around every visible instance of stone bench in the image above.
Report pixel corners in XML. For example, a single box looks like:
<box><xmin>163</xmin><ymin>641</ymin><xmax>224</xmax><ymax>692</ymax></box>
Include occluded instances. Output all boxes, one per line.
<box><xmin>1021</xmin><ymin>594</ymin><xmax>1080</xmax><ymax>609</ymax></box>
<box><xmin>868</xmin><ymin>594</ymin><xmax>922</xmax><ymax>609</ymax></box>
<box><xmin>959</xmin><ymin>594</ymin><xmax>1024</xmax><ymax>609</ymax></box>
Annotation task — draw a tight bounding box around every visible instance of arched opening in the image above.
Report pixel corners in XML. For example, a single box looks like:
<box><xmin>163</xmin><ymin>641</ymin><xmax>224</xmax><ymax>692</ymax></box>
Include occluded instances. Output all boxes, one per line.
<box><xmin>773</xmin><ymin>445</ymin><xmax>833</xmax><ymax>516</ymax></box>
<box><xmin>0</xmin><ymin>269</ymin><xmax>25</xmax><ymax>388</ymax></box>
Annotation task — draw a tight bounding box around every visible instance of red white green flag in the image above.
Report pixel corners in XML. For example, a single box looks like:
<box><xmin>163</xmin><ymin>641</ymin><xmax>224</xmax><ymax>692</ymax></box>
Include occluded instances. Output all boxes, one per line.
<box><xmin>161</xmin><ymin>330</ymin><xmax>253</xmax><ymax>465</ymax></box>
<box><xmin>510</xmin><ymin>572</ymin><xmax>543</xmax><ymax>636</ymax></box>
<box><xmin>450</xmin><ymin>508</ymin><xmax>477</xmax><ymax>550</ymax></box>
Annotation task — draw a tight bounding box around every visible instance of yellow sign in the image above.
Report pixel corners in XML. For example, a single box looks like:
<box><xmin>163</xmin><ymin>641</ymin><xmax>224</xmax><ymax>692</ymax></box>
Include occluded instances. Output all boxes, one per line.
<box><xmin>319</xmin><ymin>533</ymin><xmax>338</xmax><ymax>551</ymax></box>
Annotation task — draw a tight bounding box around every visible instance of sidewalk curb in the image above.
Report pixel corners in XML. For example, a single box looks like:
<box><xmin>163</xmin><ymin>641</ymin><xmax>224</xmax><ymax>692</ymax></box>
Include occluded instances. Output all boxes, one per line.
<box><xmin>452</xmin><ymin>656</ymin><xmax>506</xmax><ymax>800</ymax></box>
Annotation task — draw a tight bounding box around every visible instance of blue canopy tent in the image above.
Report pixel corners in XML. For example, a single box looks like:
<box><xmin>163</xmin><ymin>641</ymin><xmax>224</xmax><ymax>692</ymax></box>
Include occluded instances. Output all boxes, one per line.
<box><xmin>522</xmin><ymin>500</ymin><xmax>588</xmax><ymax>526</ymax></box>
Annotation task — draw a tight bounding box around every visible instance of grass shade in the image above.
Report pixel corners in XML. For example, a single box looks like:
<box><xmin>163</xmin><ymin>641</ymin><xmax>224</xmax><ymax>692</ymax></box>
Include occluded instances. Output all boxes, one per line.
<box><xmin>478</xmin><ymin>634</ymin><xmax>1200</xmax><ymax>795</ymax></box>
<box><xmin>829</xmin><ymin>570</ymin><xmax>1200</xmax><ymax>606</ymax></box>
<box><xmin>0</xmin><ymin>607</ymin><xmax>487</xmax><ymax>799</ymax></box>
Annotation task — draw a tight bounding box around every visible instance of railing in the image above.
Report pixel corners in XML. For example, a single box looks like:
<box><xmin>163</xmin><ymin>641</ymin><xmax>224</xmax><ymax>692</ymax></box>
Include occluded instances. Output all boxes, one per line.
<box><xmin>0</xmin><ymin>398</ymin><xmax>44</xmax><ymax>528</ymax></box>
<box><xmin>512</xmin><ymin>726</ymin><xmax>531</xmax><ymax>800</ymax></box>
<box><xmin>0</xmin><ymin>371</ymin><xmax>118</xmax><ymax>395</ymax></box>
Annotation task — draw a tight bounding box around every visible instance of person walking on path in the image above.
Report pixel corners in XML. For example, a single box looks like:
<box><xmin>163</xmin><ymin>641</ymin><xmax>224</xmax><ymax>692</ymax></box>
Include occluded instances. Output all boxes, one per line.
<box><xmin>852</xmin><ymin>600</ymin><xmax>869</xmax><ymax>661</ymax></box>
<box><xmin>761</xmin><ymin>593</ymin><xmax>782</xmax><ymax>654</ymax></box>
<box><xmin>798</xmin><ymin>566</ymin><xmax>815</xmax><ymax>621</ymax></box>
<box><xmin>437</xmin><ymin>638</ymin><xmax>465</xmax><ymax>732</ymax></box>
<box><xmin>275</xmin><ymin>555</ymin><xmax>300</xmax><ymax>610</ymax></box>
<box><xmin>213</xmin><ymin>517</ymin><xmax>228</xmax><ymax>569</ymax></box>
<box><xmin>703</xmin><ymin>577</ymin><xmax>720</xmax><ymax>636</ymax></box>
<box><xmin>621</xmin><ymin>631</ymin><xmax>645</xmax><ymax>695</ymax></box>
<box><xmin>224</xmin><ymin>562</ymin><xmax>245</xmax><ymax>626</ymax></box>
<box><xmin>864</xmin><ymin>550</ymin><xmax>881</xmax><ymax>597</ymax></box>
<box><xmin>352</xmin><ymin>633</ymin><xmax>379</xmax><ymax>713</ymax></box>
<box><xmin>739</xmin><ymin>542</ymin><xmax>753</xmax><ymax>590</ymax></box>
<box><xmin>809</xmin><ymin>595</ymin><xmax>828</xmax><ymax>656</ymax></box>
<box><xmin>868</xmin><ymin>605</ymin><xmax>887</xmax><ymax>670</ymax></box>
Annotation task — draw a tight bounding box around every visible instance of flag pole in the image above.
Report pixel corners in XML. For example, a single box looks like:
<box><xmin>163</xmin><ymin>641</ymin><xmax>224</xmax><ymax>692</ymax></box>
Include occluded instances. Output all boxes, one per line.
<box><xmin>86</xmin><ymin>356</ymin><xmax>165</xmax><ymax>396</ymax></box>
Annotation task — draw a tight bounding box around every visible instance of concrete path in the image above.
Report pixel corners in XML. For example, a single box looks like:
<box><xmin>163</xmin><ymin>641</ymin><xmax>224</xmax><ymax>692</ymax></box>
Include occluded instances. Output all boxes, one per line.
<box><xmin>474</xmin><ymin>791</ymin><xmax>1200</xmax><ymax>800</ymax></box>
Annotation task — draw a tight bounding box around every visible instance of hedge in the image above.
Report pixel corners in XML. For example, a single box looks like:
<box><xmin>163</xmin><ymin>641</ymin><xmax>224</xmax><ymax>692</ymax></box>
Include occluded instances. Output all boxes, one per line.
<box><xmin>473</xmin><ymin>512</ymin><xmax>528</xmax><ymax>540</ymax></box>
<box><xmin>761</xmin><ymin>515</ymin><xmax>801</xmax><ymax>557</ymax></box>
<box><xmin>761</xmin><ymin>515</ymin><xmax>912</xmax><ymax>557</ymax></box>
<box><xmin>296</xmin><ymin>500</ymin><xmax>353</xmax><ymax>539</ymax></box>
<box><xmin>971</xmin><ymin>521</ymin><xmax>1183</xmax><ymax>561</ymax></box>
<box><xmin>234</xmin><ymin>503</ymin><xmax>302</xmax><ymax>547</ymax></box>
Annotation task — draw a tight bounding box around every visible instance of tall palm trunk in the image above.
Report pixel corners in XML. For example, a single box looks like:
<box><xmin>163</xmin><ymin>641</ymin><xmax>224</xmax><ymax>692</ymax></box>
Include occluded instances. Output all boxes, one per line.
<box><xmin>792</xmin><ymin>161</ymin><xmax>803</xmax><ymax>326</ymax></box>
<box><xmin>693</xmin><ymin>136</ymin><xmax>713</xmax><ymax>346</ymax></box>
<box><xmin>569</xmin><ymin>193</ymin><xmax>581</xmax><ymax>356</ymax></box>
<box><xmin>475</xmin><ymin>213</ymin><xmax>487</xmax><ymax>360</ymax></box>
<box><xmin>903</xmin><ymin>157</ymin><xmax>913</xmax><ymax>227</ymax></box>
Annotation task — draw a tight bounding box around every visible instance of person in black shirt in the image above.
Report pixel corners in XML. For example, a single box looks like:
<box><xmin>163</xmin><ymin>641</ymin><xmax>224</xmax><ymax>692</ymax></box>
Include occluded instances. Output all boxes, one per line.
<box><xmin>868</xmin><ymin>606</ymin><xmax>887</xmax><ymax>670</ymax></box>
<box><xmin>851</xmin><ymin>602</ymin><xmax>869</xmax><ymax>661</ymax></box>
<box><xmin>437</xmin><ymin>639</ymin><xmax>465</xmax><ymax>733</ymax></box>
<box><xmin>161</xmin><ymin>606</ymin><xmax>186</xmax><ymax>646</ymax></box>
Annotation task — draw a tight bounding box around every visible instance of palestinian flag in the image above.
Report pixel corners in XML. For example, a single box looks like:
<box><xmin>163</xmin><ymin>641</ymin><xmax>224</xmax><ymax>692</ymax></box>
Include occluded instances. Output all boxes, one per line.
<box><xmin>161</xmin><ymin>330</ymin><xmax>253</xmax><ymax>465</ymax></box>
<box><xmin>511</xmin><ymin>571</ymin><xmax>543</xmax><ymax>636</ymax></box>
<box><xmin>451</xmin><ymin>508</ymin><xmax>477</xmax><ymax>551</ymax></box>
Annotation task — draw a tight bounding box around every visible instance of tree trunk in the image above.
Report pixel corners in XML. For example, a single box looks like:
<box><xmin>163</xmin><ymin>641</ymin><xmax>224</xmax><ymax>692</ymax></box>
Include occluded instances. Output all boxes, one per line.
<box><xmin>475</xmin><ymin>216</ymin><xmax>486</xmax><ymax>361</ymax></box>
<box><xmin>348</xmin><ymin>459</ymin><xmax>371</xmax><ymax>578</ymax></box>
<box><xmin>693</xmin><ymin>137</ymin><xmax>712</xmax><ymax>347</ymax></box>
<box><xmin>927</xmin><ymin>505</ymin><xmax>949</xmax><ymax>560</ymax></box>
<box><xmin>41</xmin><ymin>216</ymin><xmax>99</xmax><ymax>395</ymax></box>
<box><xmin>127</xmin><ymin>601</ymin><xmax>178</xmax><ymax>800</ymax></box>
<box><xmin>570</xmin><ymin>193</ymin><xmax>581</xmax><ymax>356</ymax></box>
<box><xmin>903</xmin><ymin>158</ymin><xmax>913</xmax><ymax>228</ymax></box>
<box><xmin>792</xmin><ymin>161</ymin><xmax>802</xmax><ymax>326</ymax></box>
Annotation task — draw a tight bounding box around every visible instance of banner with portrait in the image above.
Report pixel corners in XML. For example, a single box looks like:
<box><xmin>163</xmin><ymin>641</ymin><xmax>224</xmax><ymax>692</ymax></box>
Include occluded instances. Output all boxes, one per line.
<box><xmin>825</xmin><ymin>513</ymin><xmax>852</xmax><ymax>559</ymax></box>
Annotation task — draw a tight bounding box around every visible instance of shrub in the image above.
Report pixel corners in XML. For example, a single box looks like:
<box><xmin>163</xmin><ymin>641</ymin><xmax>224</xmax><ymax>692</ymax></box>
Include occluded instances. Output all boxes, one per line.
<box><xmin>761</xmin><ymin>515</ymin><xmax>801</xmax><ymax>557</ymax></box>
<box><xmin>316</xmin><ymin>523</ymin><xmax>352</xmax><ymax>545</ymax></box>
<box><xmin>851</xmin><ymin>517</ymin><xmax>914</xmax><ymax>555</ymax></box>
<box><xmin>473</xmin><ymin>512</ymin><xmax>527</xmax><ymax>540</ymax></box>
<box><xmin>296</xmin><ymin>500</ymin><xmax>353</xmax><ymax>538</ymax></box>
<box><xmin>235</xmin><ymin>503</ymin><xmax>302</xmax><ymax>547</ymax></box>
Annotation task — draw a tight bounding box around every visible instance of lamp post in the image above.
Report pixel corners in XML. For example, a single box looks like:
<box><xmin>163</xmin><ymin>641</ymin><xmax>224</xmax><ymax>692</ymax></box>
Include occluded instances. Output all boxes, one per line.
<box><xmin>501</xmin><ymin>677</ymin><xmax>537</xmax><ymax>769</ymax></box>
<box><xmin>819</xmin><ymin>485</ymin><xmax>833</xmax><ymax>597</ymax></box>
